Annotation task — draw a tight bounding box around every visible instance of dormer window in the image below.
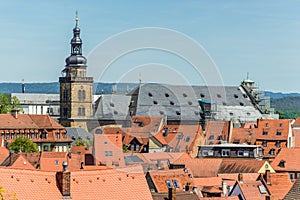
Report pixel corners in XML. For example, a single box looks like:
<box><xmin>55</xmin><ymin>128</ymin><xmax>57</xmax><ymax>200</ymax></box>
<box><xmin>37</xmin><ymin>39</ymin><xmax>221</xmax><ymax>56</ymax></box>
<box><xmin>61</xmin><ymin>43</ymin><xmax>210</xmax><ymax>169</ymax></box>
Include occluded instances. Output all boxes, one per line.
<box><xmin>276</xmin><ymin>141</ymin><xmax>281</xmax><ymax>148</ymax></box>
<box><xmin>279</xmin><ymin>160</ymin><xmax>286</xmax><ymax>168</ymax></box>
<box><xmin>269</xmin><ymin>148</ymin><xmax>275</xmax><ymax>155</ymax></box>
<box><xmin>166</xmin><ymin>180</ymin><xmax>172</xmax><ymax>188</ymax></box>
<box><xmin>279</xmin><ymin>123</ymin><xmax>282</xmax><ymax>127</ymax></box>
<box><xmin>263</xmin><ymin>131</ymin><xmax>268</xmax><ymax>135</ymax></box>
<box><xmin>277</xmin><ymin>131</ymin><xmax>282</xmax><ymax>136</ymax></box>
<box><xmin>262</xmin><ymin>140</ymin><xmax>267</xmax><ymax>147</ymax></box>
<box><xmin>265</xmin><ymin>123</ymin><xmax>269</xmax><ymax>128</ymax></box>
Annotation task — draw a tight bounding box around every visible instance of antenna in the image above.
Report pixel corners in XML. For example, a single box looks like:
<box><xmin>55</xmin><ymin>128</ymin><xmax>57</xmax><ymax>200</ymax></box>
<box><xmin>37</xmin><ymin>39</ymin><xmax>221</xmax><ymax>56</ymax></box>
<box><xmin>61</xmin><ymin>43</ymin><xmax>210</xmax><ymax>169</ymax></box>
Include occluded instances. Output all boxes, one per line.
<box><xmin>138</xmin><ymin>72</ymin><xmax>142</xmax><ymax>84</ymax></box>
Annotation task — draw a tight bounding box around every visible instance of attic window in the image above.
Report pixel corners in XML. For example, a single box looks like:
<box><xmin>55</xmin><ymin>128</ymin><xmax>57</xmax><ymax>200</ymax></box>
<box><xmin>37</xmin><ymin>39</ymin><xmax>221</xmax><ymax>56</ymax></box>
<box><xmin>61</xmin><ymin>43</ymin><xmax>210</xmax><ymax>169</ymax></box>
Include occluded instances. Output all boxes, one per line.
<box><xmin>153</xmin><ymin>100</ymin><xmax>158</xmax><ymax>105</ymax></box>
<box><xmin>55</xmin><ymin>160</ymin><xmax>59</xmax><ymax>165</ymax></box>
<box><xmin>217</xmin><ymin>94</ymin><xmax>222</xmax><ymax>98</ymax></box>
<box><xmin>200</xmin><ymin>93</ymin><xmax>205</xmax><ymax>98</ymax></box>
<box><xmin>114</xmin><ymin>111</ymin><xmax>118</xmax><ymax>115</ymax></box>
<box><xmin>243</xmin><ymin>94</ymin><xmax>248</xmax><ymax>98</ymax></box>
<box><xmin>266</xmin><ymin>123</ymin><xmax>269</xmax><ymax>128</ymax></box>
<box><xmin>222</xmin><ymin>102</ymin><xmax>227</xmax><ymax>106</ymax></box>
<box><xmin>247</xmin><ymin>112</ymin><xmax>251</xmax><ymax>116</ymax></box>
<box><xmin>229</xmin><ymin>112</ymin><xmax>234</xmax><ymax>116</ymax></box>
<box><xmin>95</xmin><ymin>129</ymin><xmax>102</xmax><ymax>134</ymax></box>
<box><xmin>269</xmin><ymin>149</ymin><xmax>275</xmax><ymax>155</ymax></box>
<box><xmin>276</xmin><ymin>131</ymin><xmax>282</xmax><ymax>136</ymax></box>
<box><xmin>279</xmin><ymin>160</ymin><xmax>286</xmax><ymax>168</ymax></box>
<box><xmin>262</xmin><ymin>140</ymin><xmax>267</xmax><ymax>147</ymax></box>
<box><xmin>170</xmin><ymin>101</ymin><xmax>175</xmax><ymax>106</ymax></box>
<box><xmin>240</xmin><ymin>102</ymin><xmax>244</xmax><ymax>106</ymax></box>
<box><xmin>166</xmin><ymin>180</ymin><xmax>172</xmax><ymax>188</ymax></box>
<box><xmin>279</xmin><ymin>123</ymin><xmax>282</xmax><ymax>127</ymax></box>
<box><xmin>185</xmin><ymin>136</ymin><xmax>191</xmax><ymax>142</ymax></box>
<box><xmin>258</xmin><ymin>185</ymin><xmax>267</xmax><ymax>194</ymax></box>
<box><xmin>276</xmin><ymin>141</ymin><xmax>281</xmax><ymax>148</ymax></box>
<box><xmin>172</xmin><ymin>180</ymin><xmax>179</xmax><ymax>188</ymax></box>
<box><xmin>263</xmin><ymin>131</ymin><xmax>268</xmax><ymax>135</ymax></box>
<box><xmin>165</xmin><ymin>93</ymin><xmax>170</xmax><ymax>97</ymax></box>
<box><xmin>194</xmin><ymin>111</ymin><xmax>199</xmax><ymax>115</ymax></box>
<box><xmin>176</xmin><ymin>111</ymin><xmax>181</xmax><ymax>116</ymax></box>
<box><xmin>188</xmin><ymin>101</ymin><xmax>192</xmax><ymax>105</ymax></box>
<box><xmin>148</xmin><ymin>93</ymin><xmax>153</xmax><ymax>97</ymax></box>
<box><xmin>183</xmin><ymin>93</ymin><xmax>187</xmax><ymax>97</ymax></box>
<box><xmin>109</xmin><ymin>102</ymin><xmax>115</xmax><ymax>107</ymax></box>
<box><xmin>208</xmin><ymin>135</ymin><xmax>214</xmax><ymax>140</ymax></box>
<box><xmin>234</xmin><ymin>94</ymin><xmax>238</xmax><ymax>98</ymax></box>
<box><xmin>159</xmin><ymin>111</ymin><xmax>164</xmax><ymax>115</ymax></box>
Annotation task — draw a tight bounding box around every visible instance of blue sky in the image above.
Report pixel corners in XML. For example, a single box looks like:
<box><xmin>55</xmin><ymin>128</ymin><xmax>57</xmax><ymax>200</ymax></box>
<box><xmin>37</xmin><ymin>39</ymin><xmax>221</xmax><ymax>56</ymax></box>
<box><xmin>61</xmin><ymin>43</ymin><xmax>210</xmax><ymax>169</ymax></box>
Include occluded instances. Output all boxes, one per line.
<box><xmin>1</xmin><ymin>1</ymin><xmax>300</xmax><ymax>92</ymax></box>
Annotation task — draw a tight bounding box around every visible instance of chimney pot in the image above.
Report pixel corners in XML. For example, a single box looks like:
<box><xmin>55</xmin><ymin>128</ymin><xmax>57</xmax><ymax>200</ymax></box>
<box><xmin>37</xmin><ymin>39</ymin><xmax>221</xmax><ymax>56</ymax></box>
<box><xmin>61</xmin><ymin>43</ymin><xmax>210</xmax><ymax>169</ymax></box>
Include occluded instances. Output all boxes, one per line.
<box><xmin>238</xmin><ymin>173</ymin><xmax>243</xmax><ymax>183</ymax></box>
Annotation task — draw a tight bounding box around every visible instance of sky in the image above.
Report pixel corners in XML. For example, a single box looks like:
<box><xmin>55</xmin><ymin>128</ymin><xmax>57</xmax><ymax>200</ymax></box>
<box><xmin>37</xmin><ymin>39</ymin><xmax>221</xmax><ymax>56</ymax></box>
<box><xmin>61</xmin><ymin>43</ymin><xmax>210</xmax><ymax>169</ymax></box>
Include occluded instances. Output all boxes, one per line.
<box><xmin>1</xmin><ymin>0</ymin><xmax>300</xmax><ymax>92</ymax></box>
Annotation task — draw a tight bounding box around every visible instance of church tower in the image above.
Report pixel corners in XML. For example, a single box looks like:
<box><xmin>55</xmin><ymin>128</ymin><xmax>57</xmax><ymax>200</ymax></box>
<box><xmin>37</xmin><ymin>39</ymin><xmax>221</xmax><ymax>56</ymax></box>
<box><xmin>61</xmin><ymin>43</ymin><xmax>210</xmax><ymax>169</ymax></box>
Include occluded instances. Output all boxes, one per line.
<box><xmin>59</xmin><ymin>14</ymin><xmax>93</xmax><ymax>128</ymax></box>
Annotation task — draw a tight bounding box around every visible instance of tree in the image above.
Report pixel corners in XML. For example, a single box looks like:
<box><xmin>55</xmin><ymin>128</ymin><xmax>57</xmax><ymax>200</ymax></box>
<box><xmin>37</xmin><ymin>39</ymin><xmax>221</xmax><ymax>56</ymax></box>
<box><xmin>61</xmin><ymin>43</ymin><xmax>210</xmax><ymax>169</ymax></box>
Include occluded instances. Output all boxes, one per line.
<box><xmin>0</xmin><ymin>94</ymin><xmax>22</xmax><ymax>114</ymax></box>
<box><xmin>9</xmin><ymin>137</ymin><xmax>39</xmax><ymax>153</ymax></box>
<box><xmin>75</xmin><ymin>139</ymin><xmax>86</xmax><ymax>146</ymax></box>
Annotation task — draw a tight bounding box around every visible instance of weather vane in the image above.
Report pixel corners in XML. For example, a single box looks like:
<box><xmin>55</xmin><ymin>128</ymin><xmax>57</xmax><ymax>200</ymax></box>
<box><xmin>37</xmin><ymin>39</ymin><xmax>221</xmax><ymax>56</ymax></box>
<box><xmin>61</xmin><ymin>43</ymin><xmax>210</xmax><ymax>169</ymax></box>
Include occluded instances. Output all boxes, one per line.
<box><xmin>75</xmin><ymin>10</ymin><xmax>78</xmax><ymax>26</ymax></box>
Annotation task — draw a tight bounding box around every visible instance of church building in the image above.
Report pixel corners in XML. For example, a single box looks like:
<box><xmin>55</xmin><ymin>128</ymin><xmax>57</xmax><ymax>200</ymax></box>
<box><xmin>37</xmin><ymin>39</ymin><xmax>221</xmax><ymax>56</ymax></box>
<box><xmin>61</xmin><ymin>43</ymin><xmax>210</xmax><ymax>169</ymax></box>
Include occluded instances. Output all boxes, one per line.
<box><xmin>59</xmin><ymin>15</ymin><xmax>93</xmax><ymax>129</ymax></box>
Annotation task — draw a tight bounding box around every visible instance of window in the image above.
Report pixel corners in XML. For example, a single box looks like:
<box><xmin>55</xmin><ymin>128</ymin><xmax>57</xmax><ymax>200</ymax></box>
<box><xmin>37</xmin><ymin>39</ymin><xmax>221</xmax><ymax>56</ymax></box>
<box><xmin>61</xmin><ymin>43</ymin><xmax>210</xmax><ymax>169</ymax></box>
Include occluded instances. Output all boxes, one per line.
<box><xmin>202</xmin><ymin>150</ymin><xmax>208</xmax><ymax>156</ymax></box>
<box><xmin>56</xmin><ymin>132</ymin><xmax>60</xmax><ymax>139</ymax></box>
<box><xmin>78</xmin><ymin>90</ymin><xmax>86</xmax><ymax>102</ymax></box>
<box><xmin>78</xmin><ymin>106</ymin><xmax>85</xmax><ymax>116</ymax></box>
<box><xmin>165</xmin><ymin>93</ymin><xmax>169</xmax><ymax>97</ymax></box>
<box><xmin>166</xmin><ymin>180</ymin><xmax>172</xmax><ymax>188</ymax></box>
<box><xmin>185</xmin><ymin>136</ymin><xmax>191</xmax><ymax>142</ymax></box>
<box><xmin>238</xmin><ymin>151</ymin><xmax>244</xmax><ymax>157</ymax></box>
<box><xmin>55</xmin><ymin>160</ymin><xmax>59</xmax><ymax>165</ymax></box>
<box><xmin>279</xmin><ymin>123</ymin><xmax>283</xmax><ymax>128</ymax></box>
<box><xmin>276</xmin><ymin>141</ymin><xmax>281</xmax><ymax>148</ymax></box>
<box><xmin>31</xmin><ymin>133</ymin><xmax>35</xmax><ymax>139</ymax></box>
<box><xmin>36</xmin><ymin>132</ymin><xmax>39</xmax><ymax>139</ymax></box>
<box><xmin>279</xmin><ymin>160</ymin><xmax>285</xmax><ymax>168</ymax></box>
<box><xmin>263</xmin><ymin>131</ymin><xmax>268</xmax><ymax>135</ymax></box>
<box><xmin>43</xmin><ymin>145</ymin><xmax>49</xmax><ymax>152</ymax></box>
<box><xmin>266</xmin><ymin>123</ymin><xmax>269</xmax><ymax>128</ymax></box>
<box><xmin>217</xmin><ymin>94</ymin><xmax>222</xmax><ymax>98</ymax></box>
<box><xmin>269</xmin><ymin>149</ymin><xmax>275</xmax><ymax>155</ymax></box>
<box><xmin>148</xmin><ymin>92</ymin><xmax>153</xmax><ymax>97</ymax></box>
<box><xmin>258</xmin><ymin>185</ymin><xmax>267</xmax><ymax>194</ymax></box>
<box><xmin>183</xmin><ymin>93</ymin><xmax>187</xmax><ymax>97</ymax></box>
<box><xmin>243</xmin><ymin>151</ymin><xmax>249</xmax><ymax>157</ymax></box>
<box><xmin>63</xmin><ymin>133</ymin><xmax>67</xmax><ymax>139</ymax></box>
<box><xmin>63</xmin><ymin>107</ymin><xmax>68</xmax><ymax>117</ymax></box>
<box><xmin>104</xmin><ymin>151</ymin><xmax>113</xmax><ymax>156</ymax></box>
<box><xmin>63</xmin><ymin>90</ymin><xmax>69</xmax><ymax>100</ymax></box>
<box><xmin>289</xmin><ymin>173</ymin><xmax>295</xmax><ymax>181</ymax></box>
<box><xmin>135</xmin><ymin>144</ymin><xmax>140</xmax><ymax>151</ymax></box>
<box><xmin>172</xmin><ymin>180</ymin><xmax>179</xmax><ymax>188</ymax></box>
<box><xmin>208</xmin><ymin>135</ymin><xmax>214</xmax><ymax>140</ymax></box>
<box><xmin>153</xmin><ymin>101</ymin><xmax>158</xmax><ymax>105</ymax></box>
<box><xmin>170</xmin><ymin>101</ymin><xmax>174</xmax><ymax>105</ymax></box>
<box><xmin>222</xmin><ymin>149</ymin><xmax>230</xmax><ymax>157</ymax></box>
<box><xmin>208</xmin><ymin>150</ymin><xmax>214</xmax><ymax>156</ymax></box>
<box><xmin>262</xmin><ymin>141</ymin><xmax>267</xmax><ymax>147</ymax></box>
<box><xmin>276</xmin><ymin>131</ymin><xmax>282</xmax><ymax>136</ymax></box>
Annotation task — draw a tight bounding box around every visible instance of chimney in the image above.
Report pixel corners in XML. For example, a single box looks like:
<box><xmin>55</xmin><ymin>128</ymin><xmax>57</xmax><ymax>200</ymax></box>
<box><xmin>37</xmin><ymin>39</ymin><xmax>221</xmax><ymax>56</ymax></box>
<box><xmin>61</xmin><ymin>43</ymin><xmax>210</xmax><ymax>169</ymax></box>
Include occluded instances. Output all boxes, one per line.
<box><xmin>238</xmin><ymin>173</ymin><xmax>243</xmax><ymax>183</ymax></box>
<box><xmin>168</xmin><ymin>187</ymin><xmax>176</xmax><ymax>200</ymax></box>
<box><xmin>56</xmin><ymin>162</ymin><xmax>71</xmax><ymax>198</ymax></box>
<box><xmin>264</xmin><ymin>170</ymin><xmax>271</xmax><ymax>185</ymax></box>
<box><xmin>222</xmin><ymin>180</ymin><xmax>227</xmax><ymax>196</ymax></box>
<box><xmin>11</xmin><ymin>109</ymin><xmax>19</xmax><ymax>119</ymax></box>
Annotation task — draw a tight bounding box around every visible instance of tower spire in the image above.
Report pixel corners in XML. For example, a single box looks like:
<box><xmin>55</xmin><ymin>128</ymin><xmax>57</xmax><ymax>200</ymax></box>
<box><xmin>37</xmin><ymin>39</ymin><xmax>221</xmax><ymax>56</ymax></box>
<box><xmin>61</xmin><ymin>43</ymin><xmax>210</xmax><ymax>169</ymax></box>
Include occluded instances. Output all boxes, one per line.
<box><xmin>75</xmin><ymin>10</ymin><xmax>78</xmax><ymax>27</ymax></box>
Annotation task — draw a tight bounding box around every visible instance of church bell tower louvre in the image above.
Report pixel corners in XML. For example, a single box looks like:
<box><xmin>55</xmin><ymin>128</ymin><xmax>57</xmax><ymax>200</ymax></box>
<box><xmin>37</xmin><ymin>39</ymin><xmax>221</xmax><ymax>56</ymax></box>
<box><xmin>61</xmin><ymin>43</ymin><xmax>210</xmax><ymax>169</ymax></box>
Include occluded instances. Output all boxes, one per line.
<box><xmin>59</xmin><ymin>13</ymin><xmax>94</xmax><ymax>128</ymax></box>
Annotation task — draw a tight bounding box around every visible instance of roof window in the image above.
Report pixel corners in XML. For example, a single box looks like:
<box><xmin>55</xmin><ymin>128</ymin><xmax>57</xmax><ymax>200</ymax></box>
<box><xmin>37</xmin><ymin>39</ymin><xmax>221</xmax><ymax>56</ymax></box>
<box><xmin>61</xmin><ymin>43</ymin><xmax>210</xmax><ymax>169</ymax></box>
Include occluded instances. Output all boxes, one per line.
<box><xmin>172</xmin><ymin>180</ymin><xmax>179</xmax><ymax>188</ymax></box>
<box><xmin>113</xmin><ymin>110</ymin><xmax>118</xmax><ymax>115</ymax></box>
<box><xmin>176</xmin><ymin>111</ymin><xmax>181</xmax><ymax>116</ymax></box>
<box><xmin>217</xmin><ymin>94</ymin><xmax>222</xmax><ymax>98</ymax></box>
<box><xmin>279</xmin><ymin>160</ymin><xmax>286</xmax><ymax>168</ymax></box>
<box><xmin>153</xmin><ymin>100</ymin><xmax>158</xmax><ymax>105</ymax></box>
<box><xmin>159</xmin><ymin>111</ymin><xmax>164</xmax><ymax>115</ymax></box>
<box><xmin>165</xmin><ymin>93</ymin><xmax>169</xmax><ymax>97</ymax></box>
<box><xmin>222</xmin><ymin>102</ymin><xmax>227</xmax><ymax>106</ymax></box>
<box><xmin>148</xmin><ymin>92</ymin><xmax>153</xmax><ymax>97</ymax></box>
<box><xmin>183</xmin><ymin>93</ymin><xmax>187</xmax><ymax>97</ymax></box>
<box><xmin>166</xmin><ymin>180</ymin><xmax>172</xmax><ymax>188</ymax></box>
<box><xmin>240</xmin><ymin>102</ymin><xmax>244</xmax><ymax>106</ymax></box>
<box><xmin>188</xmin><ymin>101</ymin><xmax>192</xmax><ymax>105</ymax></box>
<box><xmin>200</xmin><ymin>93</ymin><xmax>205</xmax><ymax>98</ymax></box>
<box><xmin>234</xmin><ymin>94</ymin><xmax>238</xmax><ymax>98</ymax></box>
<box><xmin>109</xmin><ymin>102</ymin><xmax>115</xmax><ymax>107</ymax></box>
<box><xmin>170</xmin><ymin>101</ymin><xmax>174</xmax><ymax>106</ymax></box>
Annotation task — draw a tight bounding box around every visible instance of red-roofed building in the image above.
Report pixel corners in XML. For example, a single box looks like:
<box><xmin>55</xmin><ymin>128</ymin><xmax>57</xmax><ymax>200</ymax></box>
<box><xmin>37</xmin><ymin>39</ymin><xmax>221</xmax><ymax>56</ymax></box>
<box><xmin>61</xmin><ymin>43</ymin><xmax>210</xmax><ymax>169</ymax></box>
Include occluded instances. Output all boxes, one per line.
<box><xmin>0</xmin><ymin>112</ymin><xmax>72</xmax><ymax>152</ymax></box>
<box><xmin>205</xmin><ymin>120</ymin><xmax>232</xmax><ymax>145</ymax></box>
<box><xmin>256</xmin><ymin>119</ymin><xmax>292</xmax><ymax>157</ymax></box>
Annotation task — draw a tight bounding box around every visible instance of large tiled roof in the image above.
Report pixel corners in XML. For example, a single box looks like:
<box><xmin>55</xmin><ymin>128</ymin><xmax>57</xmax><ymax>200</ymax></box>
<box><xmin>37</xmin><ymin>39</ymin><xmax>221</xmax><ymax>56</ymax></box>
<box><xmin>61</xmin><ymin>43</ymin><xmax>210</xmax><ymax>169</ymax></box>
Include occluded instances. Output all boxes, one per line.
<box><xmin>271</xmin><ymin>148</ymin><xmax>300</xmax><ymax>172</ymax></box>
<box><xmin>266</xmin><ymin>173</ymin><xmax>293</xmax><ymax>200</ymax></box>
<box><xmin>233</xmin><ymin>180</ymin><xmax>270</xmax><ymax>200</ymax></box>
<box><xmin>205</xmin><ymin>120</ymin><xmax>231</xmax><ymax>144</ymax></box>
<box><xmin>0</xmin><ymin>114</ymin><xmax>64</xmax><ymax>129</ymax></box>
<box><xmin>70</xmin><ymin>168</ymin><xmax>153</xmax><ymax>200</ymax></box>
<box><xmin>283</xmin><ymin>178</ymin><xmax>300</xmax><ymax>200</ymax></box>
<box><xmin>147</xmin><ymin>168</ymin><xmax>194</xmax><ymax>193</ymax></box>
<box><xmin>0</xmin><ymin>168</ymin><xmax>62</xmax><ymax>199</ymax></box>
<box><xmin>131</xmin><ymin>83</ymin><xmax>262</xmax><ymax>121</ymax></box>
<box><xmin>230</xmin><ymin>127</ymin><xmax>257</xmax><ymax>144</ymax></box>
<box><xmin>256</xmin><ymin>119</ymin><xmax>290</xmax><ymax>141</ymax></box>
<box><xmin>94</xmin><ymin>93</ymin><xmax>131</xmax><ymax>120</ymax></box>
<box><xmin>218</xmin><ymin>159</ymin><xmax>267</xmax><ymax>174</ymax></box>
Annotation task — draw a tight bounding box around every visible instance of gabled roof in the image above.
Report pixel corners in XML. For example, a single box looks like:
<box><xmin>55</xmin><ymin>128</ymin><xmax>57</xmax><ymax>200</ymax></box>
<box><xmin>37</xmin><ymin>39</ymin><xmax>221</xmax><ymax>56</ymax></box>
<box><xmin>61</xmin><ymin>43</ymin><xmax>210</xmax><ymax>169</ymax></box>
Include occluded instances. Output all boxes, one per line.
<box><xmin>271</xmin><ymin>148</ymin><xmax>300</xmax><ymax>172</ymax></box>
<box><xmin>0</xmin><ymin>114</ymin><xmax>65</xmax><ymax>130</ymax></box>
<box><xmin>0</xmin><ymin>147</ymin><xmax>9</xmax><ymax>163</ymax></box>
<box><xmin>147</xmin><ymin>168</ymin><xmax>194</xmax><ymax>193</ymax></box>
<box><xmin>70</xmin><ymin>168</ymin><xmax>153</xmax><ymax>200</ymax></box>
<box><xmin>256</xmin><ymin>119</ymin><xmax>290</xmax><ymax>141</ymax></box>
<box><xmin>230</xmin><ymin>127</ymin><xmax>257</xmax><ymax>144</ymax></box>
<box><xmin>218</xmin><ymin>159</ymin><xmax>270</xmax><ymax>174</ymax></box>
<box><xmin>265</xmin><ymin>173</ymin><xmax>293</xmax><ymax>200</ymax></box>
<box><xmin>231</xmin><ymin>179</ymin><xmax>270</xmax><ymax>200</ymax></box>
<box><xmin>173</xmin><ymin>158</ymin><xmax>222</xmax><ymax>178</ymax></box>
<box><xmin>205</xmin><ymin>120</ymin><xmax>231</xmax><ymax>144</ymax></box>
<box><xmin>0</xmin><ymin>168</ymin><xmax>62</xmax><ymax>199</ymax></box>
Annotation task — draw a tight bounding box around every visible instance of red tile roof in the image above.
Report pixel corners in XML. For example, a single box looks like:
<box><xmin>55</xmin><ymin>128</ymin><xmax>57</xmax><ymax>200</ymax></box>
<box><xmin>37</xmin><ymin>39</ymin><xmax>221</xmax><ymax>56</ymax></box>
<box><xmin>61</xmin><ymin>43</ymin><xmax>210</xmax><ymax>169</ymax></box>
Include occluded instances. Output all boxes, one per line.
<box><xmin>0</xmin><ymin>168</ymin><xmax>62</xmax><ymax>199</ymax></box>
<box><xmin>147</xmin><ymin>168</ymin><xmax>194</xmax><ymax>193</ymax></box>
<box><xmin>271</xmin><ymin>148</ymin><xmax>300</xmax><ymax>172</ymax></box>
<box><xmin>256</xmin><ymin>119</ymin><xmax>290</xmax><ymax>141</ymax></box>
<box><xmin>292</xmin><ymin>128</ymin><xmax>300</xmax><ymax>148</ymax></box>
<box><xmin>70</xmin><ymin>168</ymin><xmax>153</xmax><ymax>200</ymax></box>
<box><xmin>218</xmin><ymin>159</ymin><xmax>267</xmax><ymax>174</ymax></box>
<box><xmin>234</xmin><ymin>180</ymin><xmax>270</xmax><ymax>200</ymax></box>
<box><xmin>230</xmin><ymin>127</ymin><xmax>256</xmax><ymax>144</ymax></box>
<box><xmin>205</xmin><ymin>120</ymin><xmax>231</xmax><ymax>144</ymax></box>
<box><xmin>265</xmin><ymin>173</ymin><xmax>293</xmax><ymax>200</ymax></box>
<box><xmin>0</xmin><ymin>147</ymin><xmax>9</xmax><ymax>163</ymax></box>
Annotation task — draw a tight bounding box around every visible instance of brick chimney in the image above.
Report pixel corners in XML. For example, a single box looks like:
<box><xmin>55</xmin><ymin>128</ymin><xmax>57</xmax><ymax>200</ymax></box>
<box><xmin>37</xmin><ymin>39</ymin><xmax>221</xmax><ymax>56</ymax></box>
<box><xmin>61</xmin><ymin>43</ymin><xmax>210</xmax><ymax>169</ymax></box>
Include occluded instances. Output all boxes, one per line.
<box><xmin>168</xmin><ymin>187</ymin><xmax>176</xmax><ymax>200</ymax></box>
<box><xmin>264</xmin><ymin>170</ymin><xmax>271</xmax><ymax>185</ymax></box>
<box><xmin>11</xmin><ymin>109</ymin><xmax>19</xmax><ymax>119</ymax></box>
<box><xmin>238</xmin><ymin>173</ymin><xmax>243</xmax><ymax>183</ymax></box>
<box><xmin>56</xmin><ymin>162</ymin><xmax>71</xmax><ymax>198</ymax></box>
